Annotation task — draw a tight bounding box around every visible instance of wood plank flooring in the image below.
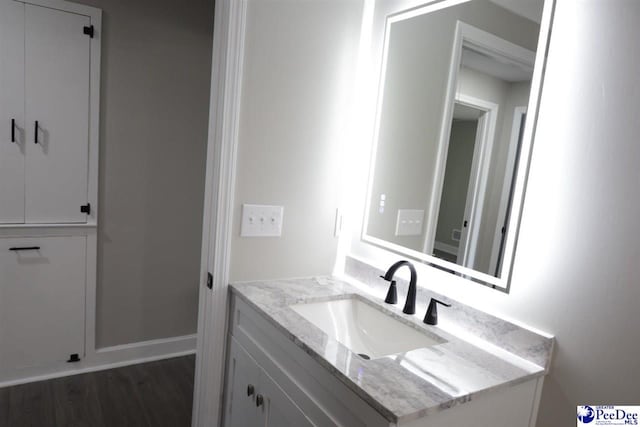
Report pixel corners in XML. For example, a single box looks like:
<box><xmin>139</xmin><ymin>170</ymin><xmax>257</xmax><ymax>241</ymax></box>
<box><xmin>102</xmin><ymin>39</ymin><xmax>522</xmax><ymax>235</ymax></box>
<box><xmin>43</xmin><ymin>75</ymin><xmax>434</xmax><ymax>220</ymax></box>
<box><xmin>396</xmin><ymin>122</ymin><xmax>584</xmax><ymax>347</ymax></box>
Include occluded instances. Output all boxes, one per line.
<box><xmin>0</xmin><ymin>355</ymin><xmax>195</xmax><ymax>427</ymax></box>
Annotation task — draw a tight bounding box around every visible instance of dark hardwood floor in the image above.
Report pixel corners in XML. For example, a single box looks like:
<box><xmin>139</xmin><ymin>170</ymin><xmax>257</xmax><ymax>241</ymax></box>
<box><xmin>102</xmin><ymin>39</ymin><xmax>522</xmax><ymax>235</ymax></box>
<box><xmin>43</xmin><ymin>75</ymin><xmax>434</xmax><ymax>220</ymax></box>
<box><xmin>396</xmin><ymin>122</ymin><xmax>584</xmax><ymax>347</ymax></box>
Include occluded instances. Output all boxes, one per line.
<box><xmin>0</xmin><ymin>355</ymin><xmax>195</xmax><ymax>427</ymax></box>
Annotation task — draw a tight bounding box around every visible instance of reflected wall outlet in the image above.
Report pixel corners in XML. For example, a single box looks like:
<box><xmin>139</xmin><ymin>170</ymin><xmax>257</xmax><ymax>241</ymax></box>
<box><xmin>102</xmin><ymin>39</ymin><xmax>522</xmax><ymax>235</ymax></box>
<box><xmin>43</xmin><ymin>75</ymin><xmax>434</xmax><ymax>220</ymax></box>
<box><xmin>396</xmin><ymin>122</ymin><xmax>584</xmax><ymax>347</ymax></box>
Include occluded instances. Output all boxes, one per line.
<box><xmin>241</xmin><ymin>204</ymin><xmax>284</xmax><ymax>237</ymax></box>
<box><xmin>395</xmin><ymin>209</ymin><xmax>424</xmax><ymax>236</ymax></box>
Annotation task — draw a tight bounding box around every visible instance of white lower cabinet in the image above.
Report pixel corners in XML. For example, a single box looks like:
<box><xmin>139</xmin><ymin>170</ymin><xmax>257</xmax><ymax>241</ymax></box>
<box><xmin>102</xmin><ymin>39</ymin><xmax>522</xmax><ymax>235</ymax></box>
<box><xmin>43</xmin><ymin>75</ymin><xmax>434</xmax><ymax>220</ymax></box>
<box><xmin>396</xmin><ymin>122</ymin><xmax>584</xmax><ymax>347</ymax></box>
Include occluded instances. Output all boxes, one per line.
<box><xmin>0</xmin><ymin>235</ymin><xmax>86</xmax><ymax>376</ymax></box>
<box><xmin>224</xmin><ymin>294</ymin><xmax>544</xmax><ymax>427</ymax></box>
<box><xmin>225</xmin><ymin>338</ymin><xmax>313</xmax><ymax>427</ymax></box>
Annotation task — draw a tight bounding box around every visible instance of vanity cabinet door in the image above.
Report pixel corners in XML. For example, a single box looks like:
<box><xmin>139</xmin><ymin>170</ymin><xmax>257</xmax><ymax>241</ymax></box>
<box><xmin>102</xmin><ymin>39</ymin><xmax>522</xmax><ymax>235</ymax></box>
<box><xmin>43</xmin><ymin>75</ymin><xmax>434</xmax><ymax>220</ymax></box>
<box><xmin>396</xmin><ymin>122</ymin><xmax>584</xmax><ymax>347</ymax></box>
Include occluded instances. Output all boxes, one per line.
<box><xmin>224</xmin><ymin>338</ymin><xmax>314</xmax><ymax>427</ymax></box>
<box><xmin>260</xmin><ymin>370</ymin><xmax>314</xmax><ymax>427</ymax></box>
<box><xmin>224</xmin><ymin>339</ymin><xmax>261</xmax><ymax>427</ymax></box>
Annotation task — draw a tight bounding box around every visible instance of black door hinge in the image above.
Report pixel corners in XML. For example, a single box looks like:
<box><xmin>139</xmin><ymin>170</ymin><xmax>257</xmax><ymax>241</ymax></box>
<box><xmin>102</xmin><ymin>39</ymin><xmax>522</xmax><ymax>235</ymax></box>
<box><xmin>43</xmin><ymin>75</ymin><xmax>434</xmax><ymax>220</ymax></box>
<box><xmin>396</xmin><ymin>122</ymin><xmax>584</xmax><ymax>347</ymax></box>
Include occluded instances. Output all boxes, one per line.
<box><xmin>206</xmin><ymin>272</ymin><xmax>213</xmax><ymax>290</ymax></box>
<box><xmin>67</xmin><ymin>353</ymin><xmax>81</xmax><ymax>363</ymax></box>
<box><xmin>80</xmin><ymin>203</ymin><xmax>91</xmax><ymax>214</ymax></box>
<box><xmin>83</xmin><ymin>25</ymin><xmax>94</xmax><ymax>38</ymax></box>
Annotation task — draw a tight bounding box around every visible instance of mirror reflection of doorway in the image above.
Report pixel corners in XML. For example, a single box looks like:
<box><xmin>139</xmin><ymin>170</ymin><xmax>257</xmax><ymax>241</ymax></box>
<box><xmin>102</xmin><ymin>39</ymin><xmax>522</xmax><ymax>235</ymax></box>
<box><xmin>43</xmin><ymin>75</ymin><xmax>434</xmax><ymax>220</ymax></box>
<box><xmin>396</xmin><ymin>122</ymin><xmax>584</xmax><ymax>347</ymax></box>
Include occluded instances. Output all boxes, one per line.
<box><xmin>427</xmin><ymin>38</ymin><xmax>534</xmax><ymax>275</ymax></box>
<box><xmin>491</xmin><ymin>108</ymin><xmax>527</xmax><ymax>275</ymax></box>
<box><xmin>433</xmin><ymin>102</ymin><xmax>484</xmax><ymax>264</ymax></box>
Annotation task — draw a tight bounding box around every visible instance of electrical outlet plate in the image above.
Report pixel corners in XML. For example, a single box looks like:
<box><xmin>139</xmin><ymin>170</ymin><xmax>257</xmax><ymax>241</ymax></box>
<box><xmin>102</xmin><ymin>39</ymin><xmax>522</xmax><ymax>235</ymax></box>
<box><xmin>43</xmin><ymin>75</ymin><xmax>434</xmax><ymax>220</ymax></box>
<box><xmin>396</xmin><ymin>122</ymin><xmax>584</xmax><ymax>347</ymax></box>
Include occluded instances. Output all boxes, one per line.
<box><xmin>241</xmin><ymin>204</ymin><xmax>284</xmax><ymax>237</ymax></box>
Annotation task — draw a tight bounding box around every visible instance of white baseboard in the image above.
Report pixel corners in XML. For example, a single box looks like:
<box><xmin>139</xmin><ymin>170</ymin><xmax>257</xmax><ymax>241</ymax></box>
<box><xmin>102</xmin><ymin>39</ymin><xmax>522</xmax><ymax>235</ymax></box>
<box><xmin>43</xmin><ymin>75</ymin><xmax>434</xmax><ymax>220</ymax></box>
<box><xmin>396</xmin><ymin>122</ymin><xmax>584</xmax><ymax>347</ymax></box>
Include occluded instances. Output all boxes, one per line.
<box><xmin>0</xmin><ymin>334</ymin><xmax>197</xmax><ymax>389</ymax></box>
<box><xmin>434</xmin><ymin>240</ymin><xmax>459</xmax><ymax>256</ymax></box>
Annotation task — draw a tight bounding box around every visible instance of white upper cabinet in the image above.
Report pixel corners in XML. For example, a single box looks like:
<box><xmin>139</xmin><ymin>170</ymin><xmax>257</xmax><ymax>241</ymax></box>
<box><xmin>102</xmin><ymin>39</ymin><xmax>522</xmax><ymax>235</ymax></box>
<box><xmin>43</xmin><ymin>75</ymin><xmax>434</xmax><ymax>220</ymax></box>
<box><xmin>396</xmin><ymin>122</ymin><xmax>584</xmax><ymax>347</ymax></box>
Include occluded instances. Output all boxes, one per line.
<box><xmin>0</xmin><ymin>0</ymin><xmax>25</xmax><ymax>223</ymax></box>
<box><xmin>0</xmin><ymin>0</ymin><xmax>94</xmax><ymax>225</ymax></box>
<box><xmin>24</xmin><ymin>4</ymin><xmax>91</xmax><ymax>224</ymax></box>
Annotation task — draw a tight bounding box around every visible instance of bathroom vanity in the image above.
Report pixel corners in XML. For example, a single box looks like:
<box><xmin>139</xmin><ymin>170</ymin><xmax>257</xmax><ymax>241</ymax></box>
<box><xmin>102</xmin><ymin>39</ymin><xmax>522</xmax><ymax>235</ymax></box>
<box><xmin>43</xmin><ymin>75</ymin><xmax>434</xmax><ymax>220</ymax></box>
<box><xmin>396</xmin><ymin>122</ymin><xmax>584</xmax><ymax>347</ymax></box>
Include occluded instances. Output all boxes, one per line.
<box><xmin>222</xmin><ymin>277</ymin><xmax>552</xmax><ymax>427</ymax></box>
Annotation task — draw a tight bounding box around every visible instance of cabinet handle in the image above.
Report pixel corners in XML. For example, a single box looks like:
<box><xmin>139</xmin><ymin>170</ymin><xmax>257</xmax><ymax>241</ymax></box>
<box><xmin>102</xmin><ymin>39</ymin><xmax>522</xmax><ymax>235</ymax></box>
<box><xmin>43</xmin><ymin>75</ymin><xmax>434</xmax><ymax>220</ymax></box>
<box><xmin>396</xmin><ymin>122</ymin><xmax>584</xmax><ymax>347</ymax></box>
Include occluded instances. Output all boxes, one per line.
<box><xmin>255</xmin><ymin>394</ymin><xmax>264</xmax><ymax>407</ymax></box>
<box><xmin>247</xmin><ymin>384</ymin><xmax>255</xmax><ymax>397</ymax></box>
<box><xmin>34</xmin><ymin>121</ymin><xmax>39</xmax><ymax>144</ymax></box>
<box><xmin>9</xmin><ymin>246</ymin><xmax>41</xmax><ymax>251</ymax></box>
<box><xmin>11</xmin><ymin>119</ymin><xmax>15</xmax><ymax>143</ymax></box>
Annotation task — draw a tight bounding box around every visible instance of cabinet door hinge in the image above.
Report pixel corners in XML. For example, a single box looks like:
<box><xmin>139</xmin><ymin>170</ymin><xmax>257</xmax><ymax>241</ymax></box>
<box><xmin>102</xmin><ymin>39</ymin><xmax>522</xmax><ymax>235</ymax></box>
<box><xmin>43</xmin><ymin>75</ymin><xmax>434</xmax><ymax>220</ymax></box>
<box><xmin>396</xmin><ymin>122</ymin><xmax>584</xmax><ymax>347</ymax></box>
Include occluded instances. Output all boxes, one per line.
<box><xmin>207</xmin><ymin>272</ymin><xmax>213</xmax><ymax>290</ymax></box>
<box><xmin>80</xmin><ymin>203</ymin><xmax>91</xmax><ymax>214</ymax></box>
<box><xmin>83</xmin><ymin>25</ymin><xmax>94</xmax><ymax>38</ymax></box>
<box><xmin>67</xmin><ymin>353</ymin><xmax>81</xmax><ymax>363</ymax></box>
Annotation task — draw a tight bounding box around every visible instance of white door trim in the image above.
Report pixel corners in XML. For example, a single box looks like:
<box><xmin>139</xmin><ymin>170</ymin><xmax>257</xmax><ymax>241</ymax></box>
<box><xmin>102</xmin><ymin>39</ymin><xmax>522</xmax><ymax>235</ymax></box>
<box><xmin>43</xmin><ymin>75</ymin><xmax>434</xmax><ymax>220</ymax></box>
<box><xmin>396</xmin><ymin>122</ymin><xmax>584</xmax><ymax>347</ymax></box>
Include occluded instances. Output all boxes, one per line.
<box><xmin>192</xmin><ymin>0</ymin><xmax>247</xmax><ymax>426</ymax></box>
<box><xmin>454</xmin><ymin>94</ymin><xmax>499</xmax><ymax>270</ymax></box>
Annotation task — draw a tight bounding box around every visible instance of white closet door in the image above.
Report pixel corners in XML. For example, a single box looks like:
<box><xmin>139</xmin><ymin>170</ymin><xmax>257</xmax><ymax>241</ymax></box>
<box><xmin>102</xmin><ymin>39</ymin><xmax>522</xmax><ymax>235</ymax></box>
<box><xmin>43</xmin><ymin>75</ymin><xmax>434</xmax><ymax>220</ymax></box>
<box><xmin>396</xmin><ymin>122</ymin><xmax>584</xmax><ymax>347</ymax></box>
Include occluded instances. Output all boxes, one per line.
<box><xmin>0</xmin><ymin>0</ymin><xmax>26</xmax><ymax>223</ymax></box>
<box><xmin>24</xmin><ymin>4</ymin><xmax>91</xmax><ymax>224</ymax></box>
<box><xmin>0</xmin><ymin>236</ymin><xmax>86</xmax><ymax>373</ymax></box>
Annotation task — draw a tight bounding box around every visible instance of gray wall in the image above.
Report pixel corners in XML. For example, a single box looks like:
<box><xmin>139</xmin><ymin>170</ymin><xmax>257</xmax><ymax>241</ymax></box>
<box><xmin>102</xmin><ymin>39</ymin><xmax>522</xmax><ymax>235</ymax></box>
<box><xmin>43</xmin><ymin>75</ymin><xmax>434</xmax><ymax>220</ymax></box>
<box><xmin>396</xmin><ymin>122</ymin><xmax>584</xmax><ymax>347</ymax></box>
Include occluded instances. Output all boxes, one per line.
<box><xmin>229</xmin><ymin>0</ymin><xmax>364</xmax><ymax>282</ymax></box>
<box><xmin>72</xmin><ymin>0</ymin><xmax>214</xmax><ymax>347</ymax></box>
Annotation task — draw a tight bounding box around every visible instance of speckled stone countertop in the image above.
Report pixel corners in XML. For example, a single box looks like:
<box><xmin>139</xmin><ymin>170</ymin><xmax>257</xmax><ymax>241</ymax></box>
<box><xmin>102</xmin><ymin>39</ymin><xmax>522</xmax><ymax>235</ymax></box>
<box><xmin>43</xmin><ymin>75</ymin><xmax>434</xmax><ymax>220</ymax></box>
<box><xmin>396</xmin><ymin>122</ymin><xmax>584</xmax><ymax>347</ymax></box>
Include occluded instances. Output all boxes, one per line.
<box><xmin>230</xmin><ymin>276</ymin><xmax>550</xmax><ymax>424</ymax></box>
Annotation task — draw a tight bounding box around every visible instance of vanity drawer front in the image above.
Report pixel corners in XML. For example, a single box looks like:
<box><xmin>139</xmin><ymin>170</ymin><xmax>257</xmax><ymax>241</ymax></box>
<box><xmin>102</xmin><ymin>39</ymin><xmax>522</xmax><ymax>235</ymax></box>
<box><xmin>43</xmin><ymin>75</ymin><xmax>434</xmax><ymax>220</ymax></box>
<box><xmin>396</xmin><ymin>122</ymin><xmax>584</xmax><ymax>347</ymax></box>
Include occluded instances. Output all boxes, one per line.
<box><xmin>230</xmin><ymin>295</ymin><xmax>389</xmax><ymax>427</ymax></box>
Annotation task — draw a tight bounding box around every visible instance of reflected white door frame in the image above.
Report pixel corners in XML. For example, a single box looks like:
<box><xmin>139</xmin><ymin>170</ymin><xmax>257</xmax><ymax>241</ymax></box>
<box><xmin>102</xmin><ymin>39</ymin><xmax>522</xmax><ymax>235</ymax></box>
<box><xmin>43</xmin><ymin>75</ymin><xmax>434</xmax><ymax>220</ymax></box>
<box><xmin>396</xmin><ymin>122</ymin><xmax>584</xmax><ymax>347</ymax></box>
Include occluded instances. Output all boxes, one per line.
<box><xmin>453</xmin><ymin>94</ymin><xmax>499</xmax><ymax>269</ymax></box>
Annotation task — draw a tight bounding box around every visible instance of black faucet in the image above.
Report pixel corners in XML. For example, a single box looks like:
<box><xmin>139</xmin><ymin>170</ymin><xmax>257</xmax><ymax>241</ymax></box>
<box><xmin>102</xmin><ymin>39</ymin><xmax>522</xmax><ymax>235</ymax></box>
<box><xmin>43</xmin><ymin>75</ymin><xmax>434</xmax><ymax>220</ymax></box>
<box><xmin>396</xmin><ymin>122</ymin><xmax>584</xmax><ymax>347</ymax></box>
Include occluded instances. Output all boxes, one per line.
<box><xmin>423</xmin><ymin>298</ymin><xmax>451</xmax><ymax>325</ymax></box>
<box><xmin>380</xmin><ymin>260</ymin><xmax>418</xmax><ymax>315</ymax></box>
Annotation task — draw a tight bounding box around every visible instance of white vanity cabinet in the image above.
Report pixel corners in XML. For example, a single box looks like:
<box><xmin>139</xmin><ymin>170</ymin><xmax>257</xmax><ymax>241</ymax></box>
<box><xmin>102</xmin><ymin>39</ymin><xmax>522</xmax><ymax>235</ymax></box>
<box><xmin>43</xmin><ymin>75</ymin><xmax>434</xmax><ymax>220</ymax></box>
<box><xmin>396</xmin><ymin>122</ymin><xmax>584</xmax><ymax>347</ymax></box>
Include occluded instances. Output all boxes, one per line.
<box><xmin>225</xmin><ymin>290</ymin><xmax>545</xmax><ymax>427</ymax></box>
<box><xmin>224</xmin><ymin>295</ymin><xmax>389</xmax><ymax>427</ymax></box>
<box><xmin>225</xmin><ymin>338</ymin><xmax>313</xmax><ymax>427</ymax></box>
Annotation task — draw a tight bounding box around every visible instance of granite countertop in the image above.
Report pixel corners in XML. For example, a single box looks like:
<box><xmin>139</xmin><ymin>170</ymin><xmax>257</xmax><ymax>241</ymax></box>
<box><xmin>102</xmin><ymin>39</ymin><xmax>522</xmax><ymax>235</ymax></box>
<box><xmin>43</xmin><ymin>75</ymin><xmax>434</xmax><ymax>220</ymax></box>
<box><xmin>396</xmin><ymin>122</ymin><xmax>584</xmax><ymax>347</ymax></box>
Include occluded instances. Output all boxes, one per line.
<box><xmin>230</xmin><ymin>276</ymin><xmax>549</xmax><ymax>424</ymax></box>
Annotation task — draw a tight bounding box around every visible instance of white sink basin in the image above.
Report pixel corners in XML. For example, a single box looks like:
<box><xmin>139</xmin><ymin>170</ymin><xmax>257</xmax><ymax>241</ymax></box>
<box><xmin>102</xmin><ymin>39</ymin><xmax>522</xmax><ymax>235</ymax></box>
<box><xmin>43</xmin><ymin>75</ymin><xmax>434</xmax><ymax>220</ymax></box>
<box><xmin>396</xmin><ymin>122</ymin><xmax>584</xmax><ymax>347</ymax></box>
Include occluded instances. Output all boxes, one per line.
<box><xmin>290</xmin><ymin>297</ymin><xmax>444</xmax><ymax>359</ymax></box>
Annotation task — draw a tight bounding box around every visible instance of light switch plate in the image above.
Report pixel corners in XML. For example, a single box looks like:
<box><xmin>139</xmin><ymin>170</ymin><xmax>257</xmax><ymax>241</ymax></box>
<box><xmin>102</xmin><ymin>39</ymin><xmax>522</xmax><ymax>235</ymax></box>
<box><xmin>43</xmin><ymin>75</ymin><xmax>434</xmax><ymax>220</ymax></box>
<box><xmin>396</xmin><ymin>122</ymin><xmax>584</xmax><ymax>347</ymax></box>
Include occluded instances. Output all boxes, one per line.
<box><xmin>395</xmin><ymin>209</ymin><xmax>424</xmax><ymax>236</ymax></box>
<box><xmin>241</xmin><ymin>204</ymin><xmax>284</xmax><ymax>237</ymax></box>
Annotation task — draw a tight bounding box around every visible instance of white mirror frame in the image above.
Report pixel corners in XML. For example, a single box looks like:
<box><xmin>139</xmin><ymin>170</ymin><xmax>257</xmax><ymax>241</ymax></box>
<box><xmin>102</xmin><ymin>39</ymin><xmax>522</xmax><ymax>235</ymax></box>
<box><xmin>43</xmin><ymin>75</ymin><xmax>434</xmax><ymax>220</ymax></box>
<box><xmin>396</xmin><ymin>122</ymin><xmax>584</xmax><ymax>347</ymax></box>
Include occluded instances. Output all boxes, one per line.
<box><xmin>356</xmin><ymin>0</ymin><xmax>556</xmax><ymax>292</ymax></box>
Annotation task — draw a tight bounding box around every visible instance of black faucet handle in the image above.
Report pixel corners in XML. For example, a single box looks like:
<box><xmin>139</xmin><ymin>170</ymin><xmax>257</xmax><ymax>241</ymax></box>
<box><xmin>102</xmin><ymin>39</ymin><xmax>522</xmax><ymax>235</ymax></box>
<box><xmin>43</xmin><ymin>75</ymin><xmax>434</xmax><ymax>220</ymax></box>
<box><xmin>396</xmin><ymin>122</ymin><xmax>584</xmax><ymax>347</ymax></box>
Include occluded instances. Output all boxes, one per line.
<box><xmin>432</xmin><ymin>298</ymin><xmax>451</xmax><ymax>307</ymax></box>
<box><xmin>423</xmin><ymin>298</ymin><xmax>451</xmax><ymax>325</ymax></box>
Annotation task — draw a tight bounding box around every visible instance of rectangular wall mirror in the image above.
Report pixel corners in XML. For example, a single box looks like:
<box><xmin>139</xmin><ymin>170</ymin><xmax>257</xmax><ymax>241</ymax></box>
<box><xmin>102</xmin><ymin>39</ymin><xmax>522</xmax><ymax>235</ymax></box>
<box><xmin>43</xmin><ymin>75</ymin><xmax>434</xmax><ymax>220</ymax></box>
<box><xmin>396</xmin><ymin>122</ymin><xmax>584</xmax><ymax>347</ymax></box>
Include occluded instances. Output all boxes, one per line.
<box><xmin>362</xmin><ymin>0</ymin><xmax>551</xmax><ymax>291</ymax></box>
